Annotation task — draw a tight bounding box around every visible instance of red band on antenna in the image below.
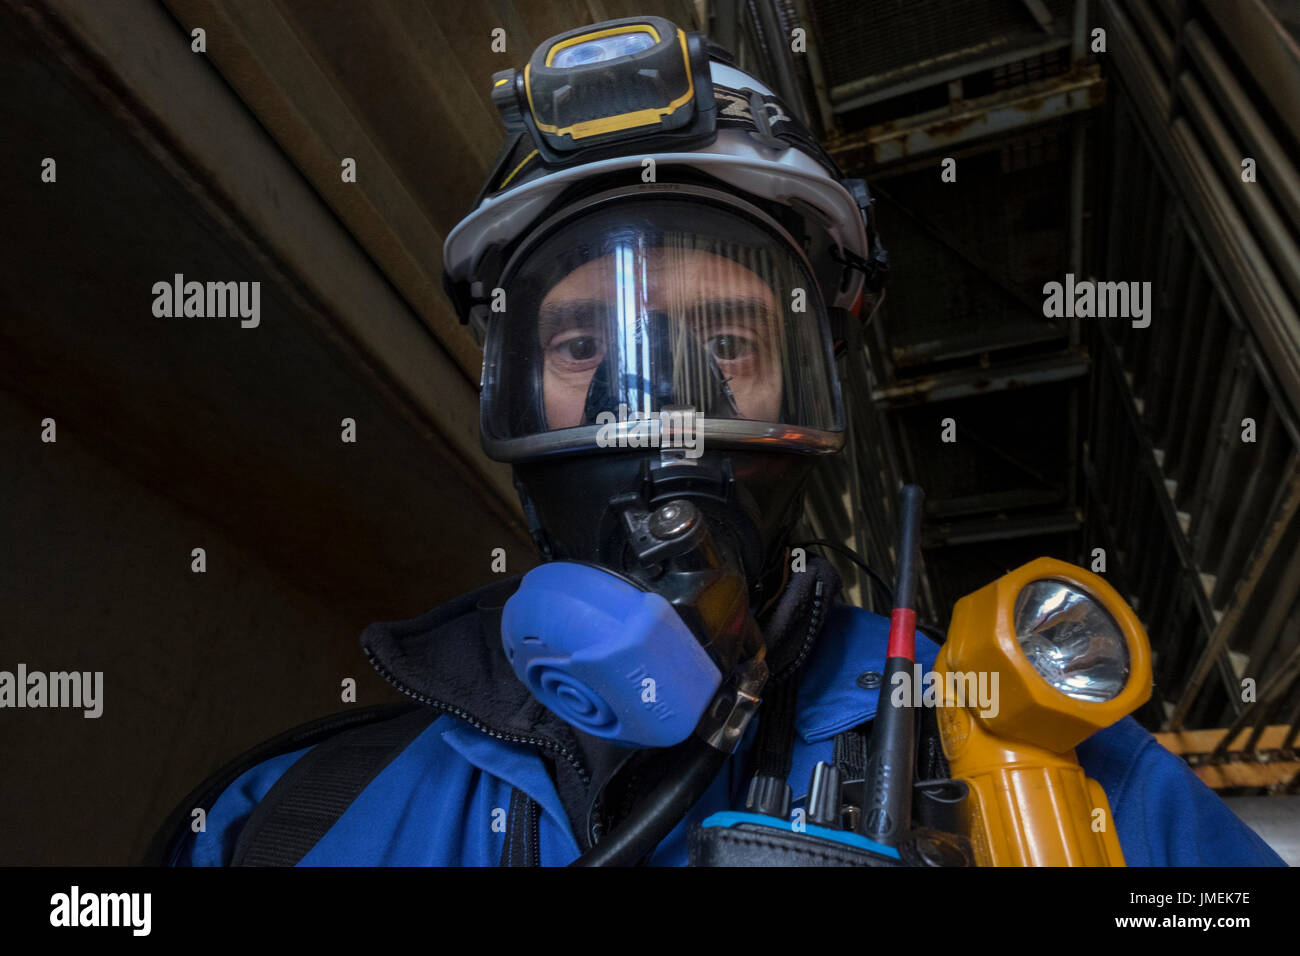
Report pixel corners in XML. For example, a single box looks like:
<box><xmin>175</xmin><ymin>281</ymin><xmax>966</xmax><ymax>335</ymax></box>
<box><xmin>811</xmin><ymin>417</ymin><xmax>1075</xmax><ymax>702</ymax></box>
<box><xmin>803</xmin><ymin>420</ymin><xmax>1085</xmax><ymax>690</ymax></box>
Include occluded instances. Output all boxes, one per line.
<box><xmin>886</xmin><ymin>607</ymin><xmax>917</xmax><ymax>660</ymax></box>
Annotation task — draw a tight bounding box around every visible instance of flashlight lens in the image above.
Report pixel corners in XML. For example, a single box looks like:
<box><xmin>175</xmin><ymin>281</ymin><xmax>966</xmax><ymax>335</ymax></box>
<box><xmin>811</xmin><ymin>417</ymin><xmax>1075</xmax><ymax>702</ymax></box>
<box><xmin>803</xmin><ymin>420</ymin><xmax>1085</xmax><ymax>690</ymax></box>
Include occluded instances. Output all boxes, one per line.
<box><xmin>551</xmin><ymin>31</ymin><xmax>656</xmax><ymax>67</ymax></box>
<box><xmin>1014</xmin><ymin>579</ymin><xmax>1129</xmax><ymax>702</ymax></box>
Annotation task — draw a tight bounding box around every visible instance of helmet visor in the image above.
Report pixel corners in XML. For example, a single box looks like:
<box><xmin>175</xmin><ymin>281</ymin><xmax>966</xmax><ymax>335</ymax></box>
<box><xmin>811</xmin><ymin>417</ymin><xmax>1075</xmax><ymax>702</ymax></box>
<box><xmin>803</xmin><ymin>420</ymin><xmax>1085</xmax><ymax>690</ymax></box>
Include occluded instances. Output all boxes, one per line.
<box><xmin>482</xmin><ymin>197</ymin><xmax>843</xmax><ymax>458</ymax></box>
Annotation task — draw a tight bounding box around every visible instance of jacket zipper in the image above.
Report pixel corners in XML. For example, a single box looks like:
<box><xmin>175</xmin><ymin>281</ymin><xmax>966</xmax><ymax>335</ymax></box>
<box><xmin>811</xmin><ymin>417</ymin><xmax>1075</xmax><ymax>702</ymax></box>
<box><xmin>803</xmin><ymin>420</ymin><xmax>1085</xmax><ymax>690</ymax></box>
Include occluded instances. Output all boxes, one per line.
<box><xmin>527</xmin><ymin>795</ymin><xmax>541</xmax><ymax>867</ymax></box>
<box><xmin>768</xmin><ymin>581</ymin><xmax>827</xmax><ymax>686</ymax></box>
<box><xmin>365</xmin><ymin>648</ymin><xmax>591</xmax><ymax>785</ymax></box>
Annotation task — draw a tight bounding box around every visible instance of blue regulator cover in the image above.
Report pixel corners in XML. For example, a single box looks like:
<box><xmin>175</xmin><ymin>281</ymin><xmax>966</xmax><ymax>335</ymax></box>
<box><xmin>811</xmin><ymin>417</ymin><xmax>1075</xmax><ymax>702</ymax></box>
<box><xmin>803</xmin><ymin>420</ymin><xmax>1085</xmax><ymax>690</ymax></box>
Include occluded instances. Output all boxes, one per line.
<box><xmin>501</xmin><ymin>561</ymin><xmax>723</xmax><ymax>748</ymax></box>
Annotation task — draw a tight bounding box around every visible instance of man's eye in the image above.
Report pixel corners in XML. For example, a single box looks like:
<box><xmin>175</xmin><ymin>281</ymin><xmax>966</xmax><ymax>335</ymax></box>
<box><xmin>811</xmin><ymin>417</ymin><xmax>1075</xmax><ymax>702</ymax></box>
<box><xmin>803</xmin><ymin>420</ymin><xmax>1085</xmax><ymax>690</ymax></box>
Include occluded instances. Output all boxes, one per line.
<box><xmin>708</xmin><ymin>334</ymin><xmax>756</xmax><ymax>361</ymax></box>
<box><xmin>547</xmin><ymin>331</ymin><xmax>603</xmax><ymax>367</ymax></box>
<box><xmin>561</xmin><ymin>336</ymin><xmax>600</xmax><ymax>361</ymax></box>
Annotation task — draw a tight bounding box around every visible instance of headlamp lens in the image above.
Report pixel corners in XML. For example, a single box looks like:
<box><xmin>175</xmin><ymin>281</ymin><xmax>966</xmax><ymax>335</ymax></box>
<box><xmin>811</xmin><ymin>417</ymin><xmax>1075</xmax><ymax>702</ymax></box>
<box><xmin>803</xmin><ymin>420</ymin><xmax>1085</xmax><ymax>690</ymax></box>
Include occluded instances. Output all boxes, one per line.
<box><xmin>551</xmin><ymin>32</ymin><xmax>656</xmax><ymax>68</ymax></box>
<box><xmin>1013</xmin><ymin>579</ymin><xmax>1130</xmax><ymax>703</ymax></box>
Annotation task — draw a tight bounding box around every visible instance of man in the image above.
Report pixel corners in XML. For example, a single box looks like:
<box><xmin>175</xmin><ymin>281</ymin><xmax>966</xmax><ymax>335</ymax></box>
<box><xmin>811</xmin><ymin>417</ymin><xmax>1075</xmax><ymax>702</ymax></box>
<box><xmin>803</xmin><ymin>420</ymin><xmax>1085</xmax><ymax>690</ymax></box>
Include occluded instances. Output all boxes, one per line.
<box><xmin>155</xmin><ymin>16</ymin><xmax>1283</xmax><ymax>867</ymax></box>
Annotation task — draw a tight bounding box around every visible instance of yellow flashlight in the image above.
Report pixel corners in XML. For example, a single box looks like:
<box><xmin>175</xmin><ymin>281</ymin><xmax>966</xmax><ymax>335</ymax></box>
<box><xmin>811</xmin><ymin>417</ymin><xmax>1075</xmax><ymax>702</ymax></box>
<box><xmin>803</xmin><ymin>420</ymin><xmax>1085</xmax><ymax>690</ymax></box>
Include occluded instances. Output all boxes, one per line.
<box><xmin>934</xmin><ymin>557</ymin><xmax>1152</xmax><ymax>866</ymax></box>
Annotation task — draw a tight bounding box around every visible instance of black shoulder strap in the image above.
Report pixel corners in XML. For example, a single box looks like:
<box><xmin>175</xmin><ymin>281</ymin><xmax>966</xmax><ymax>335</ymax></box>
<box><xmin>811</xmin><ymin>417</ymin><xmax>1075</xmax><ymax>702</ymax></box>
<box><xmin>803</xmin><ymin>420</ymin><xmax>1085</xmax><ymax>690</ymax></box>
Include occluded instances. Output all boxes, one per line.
<box><xmin>746</xmin><ymin>567</ymin><xmax>839</xmax><ymax>807</ymax></box>
<box><xmin>143</xmin><ymin>702</ymin><xmax>426</xmax><ymax>866</ymax></box>
<box><xmin>231</xmin><ymin>704</ymin><xmax>439</xmax><ymax>866</ymax></box>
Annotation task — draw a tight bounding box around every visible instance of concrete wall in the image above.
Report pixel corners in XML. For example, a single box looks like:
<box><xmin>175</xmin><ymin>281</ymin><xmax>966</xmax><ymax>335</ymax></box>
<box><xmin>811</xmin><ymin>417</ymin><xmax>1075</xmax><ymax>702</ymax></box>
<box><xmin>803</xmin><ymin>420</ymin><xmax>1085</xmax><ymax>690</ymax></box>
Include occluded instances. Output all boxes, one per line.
<box><xmin>0</xmin><ymin>0</ymin><xmax>542</xmax><ymax>864</ymax></box>
<box><xmin>0</xmin><ymin>386</ymin><xmax>403</xmax><ymax>865</ymax></box>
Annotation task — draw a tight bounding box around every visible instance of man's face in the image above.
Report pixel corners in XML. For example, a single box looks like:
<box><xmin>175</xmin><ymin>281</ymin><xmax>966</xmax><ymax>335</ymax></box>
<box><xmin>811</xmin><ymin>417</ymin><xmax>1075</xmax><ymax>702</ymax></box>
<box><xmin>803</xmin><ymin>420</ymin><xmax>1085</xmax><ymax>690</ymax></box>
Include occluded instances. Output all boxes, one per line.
<box><xmin>535</xmin><ymin>247</ymin><xmax>785</xmax><ymax>429</ymax></box>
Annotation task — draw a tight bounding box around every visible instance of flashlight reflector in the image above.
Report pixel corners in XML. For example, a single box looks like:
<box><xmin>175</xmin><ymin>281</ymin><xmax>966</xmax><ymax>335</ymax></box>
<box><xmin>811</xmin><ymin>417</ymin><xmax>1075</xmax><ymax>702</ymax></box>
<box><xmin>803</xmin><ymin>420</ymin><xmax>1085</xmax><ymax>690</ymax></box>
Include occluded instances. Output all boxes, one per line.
<box><xmin>1014</xmin><ymin>579</ymin><xmax>1130</xmax><ymax>703</ymax></box>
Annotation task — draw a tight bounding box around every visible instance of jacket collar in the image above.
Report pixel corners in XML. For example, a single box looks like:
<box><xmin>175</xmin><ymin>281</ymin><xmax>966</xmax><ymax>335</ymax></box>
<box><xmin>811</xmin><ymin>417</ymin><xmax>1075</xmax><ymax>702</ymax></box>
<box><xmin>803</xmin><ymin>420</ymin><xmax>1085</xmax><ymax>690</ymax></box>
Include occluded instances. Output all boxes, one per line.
<box><xmin>361</xmin><ymin>574</ymin><xmax>633</xmax><ymax>850</ymax></box>
<box><xmin>360</xmin><ymin>575</ymin><xmax>592</xmax><ymax>782</ymax></box>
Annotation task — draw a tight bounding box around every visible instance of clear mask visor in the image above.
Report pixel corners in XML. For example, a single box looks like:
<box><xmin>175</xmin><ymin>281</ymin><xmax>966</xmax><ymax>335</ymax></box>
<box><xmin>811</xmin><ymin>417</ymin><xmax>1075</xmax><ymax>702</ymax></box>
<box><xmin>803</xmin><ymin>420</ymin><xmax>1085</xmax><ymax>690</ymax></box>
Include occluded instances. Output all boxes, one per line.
<box><xmin>481</xmin><ymin>197</ymin><xmax>843</xmax><ymax>457</ymax></box>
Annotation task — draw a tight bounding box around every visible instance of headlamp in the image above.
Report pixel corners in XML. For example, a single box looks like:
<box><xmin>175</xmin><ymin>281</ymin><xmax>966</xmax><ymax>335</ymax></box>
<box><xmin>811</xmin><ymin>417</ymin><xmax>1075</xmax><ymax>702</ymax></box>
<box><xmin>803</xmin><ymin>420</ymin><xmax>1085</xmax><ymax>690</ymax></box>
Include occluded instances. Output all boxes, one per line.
<box><xmin>490</xmin><ymin>16</ymin><xmax>717</xmax><ymax>164</ymax></box>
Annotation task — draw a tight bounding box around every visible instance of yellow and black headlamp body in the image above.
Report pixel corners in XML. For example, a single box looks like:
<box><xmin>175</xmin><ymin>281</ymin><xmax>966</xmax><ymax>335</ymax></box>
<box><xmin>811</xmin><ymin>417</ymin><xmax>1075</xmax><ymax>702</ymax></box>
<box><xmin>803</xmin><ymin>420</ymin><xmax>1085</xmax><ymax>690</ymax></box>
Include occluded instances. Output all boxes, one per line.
<box><xmin>492</xmin><ymin>17</ymin><xmax>717</xmax><ymax>165</ymax></box>
<box><xmin>935</xmin><ymin>558</ymin><xmax>1153</xmax><ymax>866</ymax></box>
